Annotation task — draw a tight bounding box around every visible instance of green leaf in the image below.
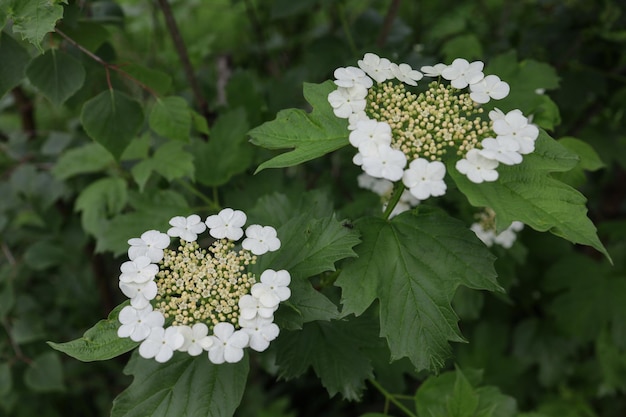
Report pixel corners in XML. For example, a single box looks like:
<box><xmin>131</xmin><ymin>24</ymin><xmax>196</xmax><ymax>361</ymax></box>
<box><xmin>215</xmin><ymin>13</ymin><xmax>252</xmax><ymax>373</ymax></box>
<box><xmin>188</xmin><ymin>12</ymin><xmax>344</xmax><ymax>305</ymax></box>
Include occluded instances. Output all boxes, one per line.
<box><xmin>56</xmin><ymin>21</ymin><xmax>109</xmax><ymax>52</ymax></box>
<box><xmin>336</xmin><ymin>207</ymin><xmax>499</xmax><ymax>371</ymax></box>
<box><xmin>81</xmin><ymin>89</ymin><xmax>144</xmax><ymax>160</ymax></box>
<box><xmin>0</xmin><ymin>31</ymin><xmax>30</xmax><ymax>97</ymax></box>
<box><xmin>24</xmin><ymin>352</ymin><xmax>65</xmax><ymax>392</ymax></box>
<box><xmin>442</xmin><ymin>34</ymin><xmax>484</xmax><ymax>62</ymax></box>
<box><xmin>75</xmin><ymin>177</ymin><xmax>128</xmax><ymax>235</ymax></box>
<box><xmin>415</xmin><ymin>368</ymin><xmax>517</xmax><ymax>417</ymax></box>
<box><xmin>449</xmin><ymin>131</ymin><xmax>610</xmax><ymax>261</ymax></box>
<box><xmin>2</xmin><ymin>0</ymin><xmax>64</xmax><ymax>49</ymax></box>
<box><xmin>52</xmin><ymin>142</ymin><xmax>115</xmax><ymax>180</ymax></box>
<box><xmin>23</xmin><ymin>239</ymin><xmax>67</xmax><ymax>269</ymax></box>
<box><xmin>95</xmin><ymin>190</ymin><xmax>189</xmax><ymax>255</ymax></box>
<box><xmin>149</xmin><ymin>96</ymin><xmax>192</xmax><ymax>142</ymax></box>
<box><xmin>111</xmin><ymin>352</ymin><xmax>249</xmax><ymax>417</ymax></box>
<box><xmin>122</xmin><ymin>63</ymin><xmax>172</xmax><ymax>96</ymax></box>
<box><xmin>26</xmin><ymin>49</ymin><xmax>86</xmax><ymax>106</ymax></box>
<box><xmin>274</xmin><ymin>316</ymin><xmax>378</xmax><ymax>400</ymax></box>
<box><xmin>194</xmin><ymin>108</ymin><xmax>252</xmax><ymax>186</ymax></box>
<box><xmin>558</xmin><ymin>137</ymin><xmax>605</xmax><ymax>171</ymax></box>
<box><xmin>249</xmin><ymin>81</ymin><xmax>349</xmax><ymax>172</ymax></box>
<box><xmin>0</xmin><ymin>281</ymin><xmax>14</xmax><ymax>319</ymax></box>
<box><xmin>150</xmin><ymin>141</ymin><xmax>195</xmax><ymax>181</ymax></box>
<box><xmin>48</xmin><ymin>302</ymin><xmax>139</xmax><ymax>362</ymax></box>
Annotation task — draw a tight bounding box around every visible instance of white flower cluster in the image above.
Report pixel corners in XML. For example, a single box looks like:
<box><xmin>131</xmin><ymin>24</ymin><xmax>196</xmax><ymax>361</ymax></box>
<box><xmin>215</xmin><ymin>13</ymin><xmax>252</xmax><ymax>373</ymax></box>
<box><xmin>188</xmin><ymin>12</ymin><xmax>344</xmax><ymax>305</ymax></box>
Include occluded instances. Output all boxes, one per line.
<box><xmin>117</xmin><ymin>209</ymin><xmax>290</xmax><ymax>364</ymax></box>
<box><xmin>471</xmin><ymin>220</ymin><xmax>524</xmax><ymax>249</ymax></box>
<box><xmin>328</xmin><ymin>53</ymin><xmax>539</xmax><ymax>202</ymax></box>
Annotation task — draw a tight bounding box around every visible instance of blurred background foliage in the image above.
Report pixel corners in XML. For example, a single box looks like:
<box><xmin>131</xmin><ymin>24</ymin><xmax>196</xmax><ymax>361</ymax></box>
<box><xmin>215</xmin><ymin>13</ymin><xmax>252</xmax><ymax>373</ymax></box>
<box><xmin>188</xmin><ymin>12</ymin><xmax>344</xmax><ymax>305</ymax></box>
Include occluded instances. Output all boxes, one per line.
<box><xmin>1</xmin><ymin>0</ymin><xmax>625</xmax><ymax>416</ymax></box>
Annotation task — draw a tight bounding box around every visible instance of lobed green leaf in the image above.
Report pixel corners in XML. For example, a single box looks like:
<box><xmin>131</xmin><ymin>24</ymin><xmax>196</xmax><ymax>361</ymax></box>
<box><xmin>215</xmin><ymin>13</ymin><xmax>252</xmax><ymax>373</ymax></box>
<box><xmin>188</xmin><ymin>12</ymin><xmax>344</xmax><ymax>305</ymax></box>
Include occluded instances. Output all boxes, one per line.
<box><xmin>149</xmin><ymin>96</ymin><xmax>192</xmax><ymax>142</ymax></box>
<box><xmin>249</xmin><ymin>81</ymin><xmax>349</xmax><ymax>172</ymax></box>
<box><xmin>336</xmin><ymin>207</ymin><xmax>500</xmax><ymax>371</ymax></box>
<box><xmin>111</xmin><ymin>352</ymin><xmax>249</xmax><ymax>417</ymax></box>
<box><xmin>1</xmin><ymin>0</ymin><xmax>64</xmax><ymax>49</ymax></box>
<box><xmin>449</xmin><ymin>131</ymin><xmax>610</xmax><ymax>260</ymax></box>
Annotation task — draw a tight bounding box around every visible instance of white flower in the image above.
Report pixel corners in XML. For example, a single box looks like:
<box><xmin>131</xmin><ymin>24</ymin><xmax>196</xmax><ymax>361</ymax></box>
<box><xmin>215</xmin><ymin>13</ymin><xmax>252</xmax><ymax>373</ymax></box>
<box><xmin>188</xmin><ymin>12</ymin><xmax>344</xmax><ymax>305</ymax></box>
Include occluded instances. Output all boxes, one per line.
<box><xmin>327</xmin><ymin>85</ymin><xmax>368</xmax><ymax>118</ymax></box>
<box><xmin>357</xmin><ymin>53</ymin><xmax>393</xmax><ymax>83</ymax></box>
<box><xmin>441</xmin><ymin>58</ymin><xmax>485</xmax><ymax>89</ymax></box>
<box><xmin>252</xmin><ymin>269</ymin><xmax>292</xmax><ymax>306</ymax></box>
<box><xmin>361</xmin><ymin>144</ymin><xmax>407</xmax><ymax>182</ymax></box>
<box><xmin>167</xmin><ymin>214</ymin><xmax>206</xmax><ymax>242</ymax></box>
<box><xmin>509</xmin><ymin>221</ymin><xmax>524</xmax><ymax>232</ymax></box>
<box><xmin>127</xmin><ymin>230</ymin><xmax>170</xmax><ymax>262</ymax></box>
<box><xmin>242</xmin><ymin>225</ymin><xmax>281</xmax><ymax>255</ymax></box>
<box><xmin>479</xmin><ymin>137</ymin><xmax>522</xmax><ymax>166</ymax></box>
<box><xmin>138</xmin><ymin>326</ymin><xmax>185</xmax><ymax>363</ymax></box>
<box><xmin>456</xmin><ymin>149</ymin><xmax>499</xmax><ymax>183</ymax></box>
<box><xmin>240</xmin><ymin>316</ymin><xmax>280</xmax><ymax>352</ymax></box>
<box><xmin>349</xmin><ymin>120</ymin><xmax>392</xmax><ymax>150</ymax></box>
<box><xmin>119</xmin><ymin>280</ymin><xmax>158</xmax><ymax>309</ymax></box>
<box><xmin>238</xmin><ymin>294</ymin><xmax>276</xmax><ymax>320</ymax></box>
<box><xmin>348</xmin><ymin>111</ymin><xmax>370</xmax><ymax>131</ymax></box>
<box><xmin>420</xmin><ymin>63</ymin><xmax>447</xmax><ymax>77</ymax></box>
<box><xmin>205</xmin><ymin>208</ymin><xmax>247</xmax><ymax>240</ymax></box>
<box><xmin>390</xmin><ymin>63</ymin><xmax>423</xmax><ymax>86</ymax></box>
<box><xmin>402</xmin><ymin>158</ymin><xmax>447</xmax><ymax>200</ymax></box>
<box><xmin>469</xmin><ymin>74</ymin><xmax>510</xmax><ymax>103</ymax></box>
<box><xmin>207</xmin><ymin>323</ymin><xmax>250</xmax><ymax>364</ymax></box>
<box><xmin>491</xmin><ymin>110</ymin><xmax>539</xmax><ymax>154</ymax></box>
<box><xmin>470</xmin><ymin>223</ymin><xmax>495</xmax><ymax>247</ymax></box>
<box><xmin>117</xmin><ymin>305</ymin><xmax>165</xmax><ymax>342</ymax></box>
<box><xmin>488</xmin><ymin>108</ymin><xmax>506</xmax><ymax>121</ymax></box>
<box><xmin>178</xmin><ymin>323</ymin><xmax>214</xmax><ymax>356</ymax></box>
<box><xmin>494</xmin><ymin>229</ymin><xmax>517</xmax><ymax>248</ymax></box>
<box><xmin>333</xmin><ymin>66</ymin><xmax>373</xmax><ymax>89</ymax></box>
<box><xmin>119</xmin><ymin>256</ymin><xmax>158</xmax><ymax>284</ymax></box>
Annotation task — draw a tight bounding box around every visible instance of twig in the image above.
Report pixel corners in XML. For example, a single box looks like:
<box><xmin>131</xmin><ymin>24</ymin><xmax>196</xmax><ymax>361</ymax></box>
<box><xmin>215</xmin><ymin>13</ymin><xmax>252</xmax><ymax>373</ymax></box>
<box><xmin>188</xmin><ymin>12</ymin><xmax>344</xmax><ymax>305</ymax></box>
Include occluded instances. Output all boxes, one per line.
<box><xmin>156</xmin><ymin>0</ymin><xmax>212</xmax><ymax>123</ymax></box>
<box><xmin>55</xmin><ymin>28</ymin><xmax>159</xmax><ymax>97</ymax></box>
<box><xmin>2</xmin><ymin>320</ymin><xmax>32</xmax><ymax>365</ymax></box>
<box><xmin>11</xmin><ymin>87</ymin><xmax>36</xmax><ymax>139</ymax></box>
<box><xmin>377</xmin><ymin>0</ymin><xmax>402</xmax><ymax>48</ymax></box>
<box><xmin>1</xmin><ymin>242</ymin><xmax>16</xmax><ymax>265</ymax></box>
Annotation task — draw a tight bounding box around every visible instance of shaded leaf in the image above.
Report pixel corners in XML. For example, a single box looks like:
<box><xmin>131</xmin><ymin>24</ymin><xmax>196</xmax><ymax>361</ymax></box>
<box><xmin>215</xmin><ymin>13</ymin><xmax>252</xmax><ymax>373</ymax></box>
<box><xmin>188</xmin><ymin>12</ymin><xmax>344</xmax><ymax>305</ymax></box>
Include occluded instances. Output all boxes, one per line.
<box><xmin>249</xmin><ymin>81</ymin><xmax>349</xmax><ymax>172</ymax></box>
<box><xmin>194</xmin><ymin>108</ymin><xmax>252</xmax><ymax>186</ymax></box>
<box><xmin>24</xmin><ymin>352</ymin><xmax>65</xmax><ymax>392</ymax></box>
<box><xmin>111</xmin><ymin>352</ymin><xmax>248</xmax><ymax>417</ymax></box>
<box><xmin>81</xmin><ymin>89</ymin><xmax>144</xmax><ymax>160</ymax></box>
<box><xmin>52</xmin><ymin>143</ymin><xmax>115</xmax><ymax>180</ymax></box>
<box><xmin>149</xmin><ymin>96</ymin><xmax>191</xmax><ymax>142</ymax></box>
<box><xmin>48</xmin><ymin>302</ymin><xmax>138</xmax><ymax>362</ymax></box>
<box><xmin>75</xmin><ymin>177</ymin><xmax>128</xmax><ymax>235</ymax></box>
<box><xmin>336</xmin><ymin>207</ymin><xmax>499</xmax><ymax>371</ymax></box>
<box><xmin>0</xmin><ymin>31</ymin><xmax>30</xmax><ymax>97</ymax></box>
<box><xmin>26</xmin><ymin>49</ymin><xmax>85</xmax><ymax>106</ymax></box>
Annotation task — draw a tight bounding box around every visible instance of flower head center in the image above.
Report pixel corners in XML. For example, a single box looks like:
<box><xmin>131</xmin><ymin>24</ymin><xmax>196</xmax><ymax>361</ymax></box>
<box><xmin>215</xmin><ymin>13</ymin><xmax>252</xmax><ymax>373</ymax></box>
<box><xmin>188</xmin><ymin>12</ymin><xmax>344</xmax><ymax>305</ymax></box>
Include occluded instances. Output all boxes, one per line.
<box><xmin>365</xmin><ymin>81</ymin><xmax>495</xmax><ymax>161</ymax></box>
<box><xmin>154</xmin><ymin>240</ymin><xmax>257</xmax><ymax>329</ymax></box>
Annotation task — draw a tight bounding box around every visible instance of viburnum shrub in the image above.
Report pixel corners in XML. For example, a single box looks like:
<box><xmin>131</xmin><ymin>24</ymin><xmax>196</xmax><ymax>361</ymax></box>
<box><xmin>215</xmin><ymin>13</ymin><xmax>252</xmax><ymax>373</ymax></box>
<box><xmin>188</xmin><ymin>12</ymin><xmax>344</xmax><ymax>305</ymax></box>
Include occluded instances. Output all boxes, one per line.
<box><xmin>2</xmin><ymin>2</ymin><xmax>621</xmax><ymax>417</ymax></box>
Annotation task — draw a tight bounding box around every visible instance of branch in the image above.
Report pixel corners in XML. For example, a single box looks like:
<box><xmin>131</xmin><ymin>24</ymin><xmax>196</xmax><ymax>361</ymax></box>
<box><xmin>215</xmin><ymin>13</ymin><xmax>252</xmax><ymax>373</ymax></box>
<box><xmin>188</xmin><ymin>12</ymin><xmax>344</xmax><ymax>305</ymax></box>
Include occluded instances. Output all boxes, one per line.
<box><xmin>377</xmin><ymin>0</ymin><xmax>402</xmax><ymax>48</ymax></box>
<box><xmin>156</xmin><ymin>0</ymin><xmax>212</xmax><ymax>123</ymax></box>
<box><xmin>11</xmin><ymin>87</ymin><xmax>36</xmax><ymax>139</ymax></box>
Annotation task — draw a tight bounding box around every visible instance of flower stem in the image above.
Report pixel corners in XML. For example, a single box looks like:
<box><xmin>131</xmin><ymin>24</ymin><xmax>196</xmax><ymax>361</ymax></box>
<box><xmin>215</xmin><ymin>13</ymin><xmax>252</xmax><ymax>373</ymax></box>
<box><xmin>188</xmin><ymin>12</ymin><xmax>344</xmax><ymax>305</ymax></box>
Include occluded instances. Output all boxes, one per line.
<box><xmin>368</xmin><ymin>378</ymin><xmax>417</xmax><ymax>417</ymax></box>
<box><xmin>383</xmin><ymin>183</ymin><xmax>406</xmax><ymax>220</ymax></box>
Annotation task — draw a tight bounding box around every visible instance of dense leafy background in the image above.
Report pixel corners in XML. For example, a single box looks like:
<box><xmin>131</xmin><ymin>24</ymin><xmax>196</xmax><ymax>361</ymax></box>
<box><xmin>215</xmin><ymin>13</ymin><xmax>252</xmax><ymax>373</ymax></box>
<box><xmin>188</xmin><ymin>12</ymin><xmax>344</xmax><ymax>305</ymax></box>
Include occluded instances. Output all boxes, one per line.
<box><xmin>1</xmin><ymin>0</ymin><xmax>625</xmax><ymax>416</ymax></box>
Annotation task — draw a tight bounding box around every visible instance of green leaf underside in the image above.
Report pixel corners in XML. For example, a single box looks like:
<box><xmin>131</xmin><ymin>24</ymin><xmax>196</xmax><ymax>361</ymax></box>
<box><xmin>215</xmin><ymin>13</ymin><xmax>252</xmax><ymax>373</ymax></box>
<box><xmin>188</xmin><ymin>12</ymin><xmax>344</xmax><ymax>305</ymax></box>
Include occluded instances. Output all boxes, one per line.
<box><xmin>0</xmin><ymin>32</ymin><xmax>30</xmax><ymax>97</ymax></box>
<box><xmin>149</xmin><ymin>96</ymin><xmax>191</xmax><ymax>141</ymax></box>
<box><xmin>274</xmin><ymin>316</ymin><xmax>378</xmax><ymax>400</ymax></box>
<box><xmin>449</xmin><ymin>131</ymin><xmax>610</xmax><ymax>260</ymax></box>
<box><xmin>81</xmin><ymin>90</ymin><xmax>144</xmax><ymax>160</ymax></box>
<box><xmin>249</xmin><ymin>80</ymin><xmax>349</xmax><ymax>172</ymax></box>
<box><xmin>4</xmin><ymin>0</ymin><xmax>64</xmax><ymax>48</ymax></box>
<box><xmin>26</xmin><ymin>49</ymin><xmax>86</xmax><ymax>106</ymax></box>
<box><xmin>336</xmin><ymin>207</ymin><xmax>499</xmax><ymax>371</ymax></box>
<box><xmin>48</xmin><ymin>302</ymin><xmax>138</xmax><ymax>362</ymax></box>
<box><xmin>110</xmin><ymin>352</ymin><xmax>249</xmax><ymax>417</ymax></box>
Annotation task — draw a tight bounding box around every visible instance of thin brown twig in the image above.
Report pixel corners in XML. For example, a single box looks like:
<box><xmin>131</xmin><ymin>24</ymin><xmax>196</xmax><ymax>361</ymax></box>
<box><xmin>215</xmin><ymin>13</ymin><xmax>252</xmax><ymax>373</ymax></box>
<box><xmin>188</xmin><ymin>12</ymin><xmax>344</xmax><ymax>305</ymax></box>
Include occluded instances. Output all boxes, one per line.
<box><xmin>55</xmin><ymin>28</ymin><xmax>159</xmax><ymax>97</ymax></box>
<box><xmin>377</xmin><ymin>0</ymin><xmax>402</xmax><ymax>48</ymax></box>
<box><xmin>156</xmin><ymin>0</ymin><xmax>211</xmax><ymax>123</ymax></box>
